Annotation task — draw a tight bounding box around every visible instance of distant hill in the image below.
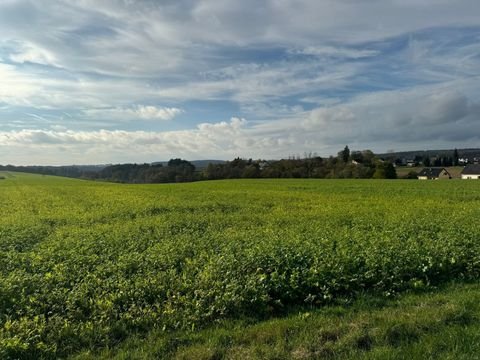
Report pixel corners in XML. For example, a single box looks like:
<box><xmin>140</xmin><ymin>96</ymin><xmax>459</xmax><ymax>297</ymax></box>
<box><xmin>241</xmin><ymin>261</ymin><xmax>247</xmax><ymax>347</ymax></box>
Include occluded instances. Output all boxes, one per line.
<box><xmin>377</xmin><ymin>148</ymin><xmax>480</xmax><ymax>160</ymax></box>
<box><xmin>151</xmin><ymin>160</ymin><xmax>226</xmax><ymax>169</ymax></box>
<box><xmin>0</xmin><ymin>161</ymin><xmax>225</xmax><ymax>179</ymax></box>
<box><xmin>0</xmin><ymin>164</ymin><xmax>107</xmax><ymax>178</ymax></box>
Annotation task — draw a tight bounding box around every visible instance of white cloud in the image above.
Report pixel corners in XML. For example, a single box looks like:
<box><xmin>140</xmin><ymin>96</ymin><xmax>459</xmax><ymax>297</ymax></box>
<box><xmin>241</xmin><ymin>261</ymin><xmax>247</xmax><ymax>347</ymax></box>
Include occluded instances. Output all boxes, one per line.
<box><xmin>197</xmin><ymin>117</ymin><xmax>246</xmax><ymax>137</ymax></box>
<box><xmin>9</xmin><ymin>42</ymin><xmax>58</xmax><ymax>66</ymax></box>
<box><xmin>0</xmin><ymin>118</ymin><xmax>256</xmax><ymax>164</ymax></box>
<box><xmin>0</xmin><ymin>58</ymin><xmax>177</xmax><ymax>111</ymax></box>
<box><xmin>50</xmin><ymin>124</ymin><xmax>68</xmax><ymax>131</ymax></box>
<box><xmin>156</xmin><ymin>61</ymin><xmax>358</xmax><ymax>109</ymax></box>
<box><xmin>135</xmin><ymin>106</ymin><xmax>183</xmax><ymax>120</ymax></box>
<box><xmin>2</xmin><ymin>81</ymin><xmax>480</xmax><ymax>166</ymax></box>
<box><xmin>292</xmin><ymin>46</ymin><xmax>379</xmax><ymax>59</ymax></box>
<box><xmin>2</xmin><ymin>0</ymin><xmax>480</xmax><ymax>77</ymax></box>
<box><xmin>0</xmin><ymin>2</ymin><xmax>478</xmax><ymax>110</ymax></box>
<box><xmin>0</xmin><ymin>63</ymin><xmax>39</xmax><ymax>106</ymax></box>
<box><xmin>303</xmin><ymin>107</ymin><xmax>355</xmax><ymax>129</ymax></box>
<box><xmin>298</xmin><ymin>82</ymin><xmax>480</xmax><ymax>149</ymax></box>
<box><xmin>1</xmin><ymin>1</ymin><xmax>480</xmax><ymax>164</ymax></box>
<box><xmin>84</xmin><ymin>106</ymin><xmax>183</xmax><ymax>121</ymax></box>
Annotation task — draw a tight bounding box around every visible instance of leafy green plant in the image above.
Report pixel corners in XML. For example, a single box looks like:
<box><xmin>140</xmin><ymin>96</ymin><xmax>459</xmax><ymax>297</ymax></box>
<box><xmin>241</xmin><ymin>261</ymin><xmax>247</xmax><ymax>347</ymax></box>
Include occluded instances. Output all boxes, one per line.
<box><xmin>0</xmin><ymin>173</ymin><xmax>479</xmax><ymax>358</ymax></box>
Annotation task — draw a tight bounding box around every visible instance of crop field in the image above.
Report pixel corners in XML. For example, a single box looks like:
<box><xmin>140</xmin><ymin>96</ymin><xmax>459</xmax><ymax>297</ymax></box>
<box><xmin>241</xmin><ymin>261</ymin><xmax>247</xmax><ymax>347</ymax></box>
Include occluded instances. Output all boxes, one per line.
<box><xmin>0</xmin><ymin>172</ymin><xmax>479</xmax><ymax>359</ymax></box>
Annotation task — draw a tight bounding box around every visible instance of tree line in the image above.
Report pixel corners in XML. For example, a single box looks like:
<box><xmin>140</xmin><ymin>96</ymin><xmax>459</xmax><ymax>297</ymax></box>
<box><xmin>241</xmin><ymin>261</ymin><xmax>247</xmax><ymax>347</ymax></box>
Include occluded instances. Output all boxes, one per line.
<box><xmin>204</xmin><ymin>147</ymin><xmax>396</xmax><ymax>180</ymax></box>
<box><xmin>87</xmin><ymin>159</ymin><xmax>197</xmax><ymax>183</ymax></box>
<box><xmin>0</xmin><ymin>159</ymin><xmax>197</xmax><ymax>183</ymax></box>
<box><xmin>0</xmin><ymin>146</ymin><xmax>399</xmax><ymax>183</ymax></box>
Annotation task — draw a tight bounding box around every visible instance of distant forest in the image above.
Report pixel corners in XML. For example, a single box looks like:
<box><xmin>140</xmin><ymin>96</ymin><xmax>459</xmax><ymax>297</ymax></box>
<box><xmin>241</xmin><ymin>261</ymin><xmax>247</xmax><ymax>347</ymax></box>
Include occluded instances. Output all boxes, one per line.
<box><xmin>2</xmin><ymin>147</ymin><xmax>478</xmax><ymax>184</ymax></box>
<box><xmin>1</xmin><ymin>146</ymin><xmax>399</xmax><ymax>183</ymax></box>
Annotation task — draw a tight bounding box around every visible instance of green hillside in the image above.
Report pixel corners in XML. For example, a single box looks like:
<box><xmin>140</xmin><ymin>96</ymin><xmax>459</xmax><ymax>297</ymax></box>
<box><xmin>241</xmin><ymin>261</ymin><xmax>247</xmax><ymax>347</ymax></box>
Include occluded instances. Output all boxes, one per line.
<box><xmin>0</xmin><ymin>173</ymin><xmax>479</xmax><ymax>359</ymax></box>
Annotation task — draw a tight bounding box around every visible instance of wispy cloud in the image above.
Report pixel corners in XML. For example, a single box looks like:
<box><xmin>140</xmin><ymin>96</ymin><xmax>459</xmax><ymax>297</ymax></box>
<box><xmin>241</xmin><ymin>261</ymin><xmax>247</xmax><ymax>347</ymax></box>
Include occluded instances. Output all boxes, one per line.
<box><xmin>84</xmin><ymin>106</ymin><xmax>184</xmax><ymax>121</ymax></box>
<box><xmin>2</xmin><ymin>79</ymin><xmax>479</xmax><ymax>165</ymax></box>
<box><xmin>9</xmin><ymin>41</ymin><xmax>59</xmax><ymax>66</ymax></box>
<box><xmin>291</xmin><ymin>46</ymin><xmax>379</xmax><ymax>59</ymax></box>
<box><xmin>1</xmin><ymin>1</ymin><xmax>480</xmax><ymax>164</ymax></box>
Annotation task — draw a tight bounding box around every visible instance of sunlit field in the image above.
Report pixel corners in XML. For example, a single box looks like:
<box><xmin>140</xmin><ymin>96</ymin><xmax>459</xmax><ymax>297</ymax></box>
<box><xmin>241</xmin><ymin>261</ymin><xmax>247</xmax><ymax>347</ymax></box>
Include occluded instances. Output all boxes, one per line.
<box><xmin>1</xmin><ymin>172</ymin><xmax>479</xmax><ymax>359</ymax></box>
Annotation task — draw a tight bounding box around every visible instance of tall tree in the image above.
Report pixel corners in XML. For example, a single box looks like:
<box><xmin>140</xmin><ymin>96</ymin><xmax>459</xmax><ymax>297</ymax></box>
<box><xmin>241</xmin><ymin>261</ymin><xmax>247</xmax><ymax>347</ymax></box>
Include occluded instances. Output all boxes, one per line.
<box><xmin>341</xmin><ymin>145</ymin><xmax>350</xmax><ymax>163</ymax></box>
<box><xmin>373</xmin><ymin>162</ymin><xmax>385</xmax><ymax>179</ymax></box>
<box><xmin>384</xmin><ymin>162</ymin><xmax>397</xmax><ymax>179</ymax></box>
<box><xmin>453</xmin><ymin>148</ymin><xmax>459</xmax><ymax>166</ymax></box>
<box><xmin>423</xmin><ymin>156</ymin><xmax>431</xmax><ymax>167</ymax></box>
<box><xmin>373</xmin><ymin>161</ymin><xmax>397</xmax><ymax>179</ymax></box>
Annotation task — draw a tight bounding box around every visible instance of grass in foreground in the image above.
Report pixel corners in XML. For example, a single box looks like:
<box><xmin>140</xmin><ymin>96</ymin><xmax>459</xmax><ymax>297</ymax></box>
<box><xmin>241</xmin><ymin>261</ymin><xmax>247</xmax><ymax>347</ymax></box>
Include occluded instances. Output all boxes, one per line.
<box><xmin>74</xmin><ymin>281</ymin><xmax>480</xmax><ymax>360</ymax></box>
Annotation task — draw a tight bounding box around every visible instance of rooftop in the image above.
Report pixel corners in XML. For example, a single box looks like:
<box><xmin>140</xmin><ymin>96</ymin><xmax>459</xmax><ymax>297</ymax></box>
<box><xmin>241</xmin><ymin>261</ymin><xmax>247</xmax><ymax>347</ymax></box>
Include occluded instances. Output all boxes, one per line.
<box><xmin>418</xmin><ymin>167</ymin><xmax>448</xmax><ymax>177</ymax></box>
<box><xmin>461</xmin><ymin>164</ymin><xmax>480</xmax><ymax>175</ymax></box>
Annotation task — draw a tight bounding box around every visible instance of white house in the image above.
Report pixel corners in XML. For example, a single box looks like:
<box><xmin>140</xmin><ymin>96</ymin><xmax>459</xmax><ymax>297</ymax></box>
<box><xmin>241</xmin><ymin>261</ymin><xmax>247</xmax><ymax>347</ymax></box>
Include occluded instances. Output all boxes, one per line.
<box><xmin>461</xmin><ymin>164</ymin><xmax>480</xmax><ymax>179</ymax></box>
<box><xmin>417</xmin><ymin>167</ymin><xmax>451</xmax><ymax>180</ymax></box>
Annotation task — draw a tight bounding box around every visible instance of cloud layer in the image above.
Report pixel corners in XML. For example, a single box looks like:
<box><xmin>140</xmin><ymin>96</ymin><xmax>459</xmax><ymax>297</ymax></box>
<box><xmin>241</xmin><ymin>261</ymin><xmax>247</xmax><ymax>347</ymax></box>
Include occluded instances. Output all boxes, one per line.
<box><xmin>0</xmin><ymin>1</ymin><xmax>480</xmax><ymax>164</ymax></box>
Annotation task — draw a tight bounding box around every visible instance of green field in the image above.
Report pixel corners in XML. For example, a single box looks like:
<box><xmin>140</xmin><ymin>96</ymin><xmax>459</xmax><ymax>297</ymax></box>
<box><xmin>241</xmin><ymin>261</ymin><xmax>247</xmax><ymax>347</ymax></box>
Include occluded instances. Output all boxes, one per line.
<box><xmin>1</xmin><ymin>172</ymin><xmax>479</xmax><ymax>359</ymax></box>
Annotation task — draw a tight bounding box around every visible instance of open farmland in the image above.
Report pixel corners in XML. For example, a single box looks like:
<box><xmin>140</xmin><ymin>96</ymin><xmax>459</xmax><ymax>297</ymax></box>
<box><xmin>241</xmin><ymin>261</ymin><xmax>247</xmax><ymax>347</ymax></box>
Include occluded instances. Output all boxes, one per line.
<box><xmin>0</xmin><ymin>172</ymin><xmax>479</xmax><ymax>358</ymax></box>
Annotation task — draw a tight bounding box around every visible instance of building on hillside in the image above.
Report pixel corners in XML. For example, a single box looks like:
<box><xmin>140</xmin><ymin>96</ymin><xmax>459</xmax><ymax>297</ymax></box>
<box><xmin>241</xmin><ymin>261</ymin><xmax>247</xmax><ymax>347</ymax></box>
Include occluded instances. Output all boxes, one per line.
<box><xmin>461</xmin><ymin>164</ymin><xmax>480</xmax><ymax>179</ymax></box>
<box><xmin>417</xmin><ymin>167</ymin><xmax>451</xmax><ymax>180</ymax></box>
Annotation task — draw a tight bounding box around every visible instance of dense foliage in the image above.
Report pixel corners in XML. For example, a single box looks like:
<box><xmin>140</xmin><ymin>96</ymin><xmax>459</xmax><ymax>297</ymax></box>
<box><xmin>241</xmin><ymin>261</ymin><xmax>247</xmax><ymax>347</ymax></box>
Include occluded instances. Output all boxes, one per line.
<box><xmin>204</xmin><ymin>150</ymin><xmax>396</xmax><ymax>180</ymax></box>
<box><xmin>0</xmin><ymin>148</ymin><xmax>397</xmax><ymax>184</ymax></box>
<box><xmin>0</xmin><ymin>160</ymin><xmax>197</xmax><ymax>184</ymax></box>
<box><xmin>0</xmin><ymin>165</ymin><xmax>101</xmax><ymax>179</ymax></box>
<box><xmin>91</xmin><ymin>159</ymin><xmax>196</xmax><ymax>183</ymax></box>
<box><xmin>0</xmin><ymin>173</ymin><xmax>479</xmax><ymax>358</ymax></box>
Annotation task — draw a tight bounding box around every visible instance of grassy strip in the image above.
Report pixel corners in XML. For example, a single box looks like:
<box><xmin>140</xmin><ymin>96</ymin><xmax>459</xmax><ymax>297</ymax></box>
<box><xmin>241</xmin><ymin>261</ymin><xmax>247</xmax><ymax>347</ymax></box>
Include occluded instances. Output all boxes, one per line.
<box><xmin>73</xmin><ymin>282</ymin><xmax>480</xmax><ymax>360</ymax></box>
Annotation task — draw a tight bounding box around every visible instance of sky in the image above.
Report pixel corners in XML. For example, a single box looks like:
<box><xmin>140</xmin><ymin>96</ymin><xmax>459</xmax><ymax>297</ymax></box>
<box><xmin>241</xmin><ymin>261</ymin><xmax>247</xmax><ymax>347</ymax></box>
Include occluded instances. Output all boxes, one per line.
<box><xmin>1</xmin><ymin>0</ymin><xmax>480</xmax><ymax>165</ymax></box>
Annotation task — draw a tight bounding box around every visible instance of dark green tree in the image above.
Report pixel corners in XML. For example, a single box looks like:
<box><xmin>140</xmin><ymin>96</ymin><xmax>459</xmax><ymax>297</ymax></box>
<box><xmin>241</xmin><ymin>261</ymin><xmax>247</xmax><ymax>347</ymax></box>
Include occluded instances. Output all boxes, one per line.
<box><xmin>423</xmin><ymin>156</ymin><xmax>431</xmax><ymax>167</ymax></box>
<box><xmin>453</xmin><ymin>148</ymin><xmax>459</xmax><ymax>166</ymax></box>
<box><xmin>404</xmin><ymin>170</ymin><xmax>418</xmax><ymax>179</ymax></box>
<box><xmin>373</xmin><ymin>161</ymin><xmax>397</xmax><ymax>179</ymax></box>
<box><xmin>384</xmin><ymin>162</ymin><xmax>397</xmax><ymax>179</ymax></box>
<box><xmin>341</xmin><ymin>145</ymin><xmax>350</xmax><ymax>163</ymax></box>
<box><xmin>351</xmin><ymin>151</ymin><xmax>364</xmax><ymax>163</ymax></box>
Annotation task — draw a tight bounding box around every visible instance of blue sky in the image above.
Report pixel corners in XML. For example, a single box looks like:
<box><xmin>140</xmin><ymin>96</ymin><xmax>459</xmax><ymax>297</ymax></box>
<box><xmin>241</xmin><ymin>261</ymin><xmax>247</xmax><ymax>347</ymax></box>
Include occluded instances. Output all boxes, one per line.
<box><xmin>1</xmin><ymin>0</ymin><xmax>480</xmax><ymax>165</ymax></box>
